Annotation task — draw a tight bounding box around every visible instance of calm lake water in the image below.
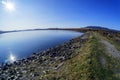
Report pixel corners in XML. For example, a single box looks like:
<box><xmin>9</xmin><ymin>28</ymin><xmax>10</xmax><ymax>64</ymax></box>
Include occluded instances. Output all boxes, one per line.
<box><xmin>0</xmin><ymin>30</ymin><xmax>82</xmax><ymax>63</ymax></box>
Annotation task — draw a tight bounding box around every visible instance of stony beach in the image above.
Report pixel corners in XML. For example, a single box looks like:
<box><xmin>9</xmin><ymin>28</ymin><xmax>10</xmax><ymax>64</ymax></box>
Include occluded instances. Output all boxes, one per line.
<box><xmin>0</xmin><ymin>32</ymin><xmax>89</xmax><ymax>80</ymax></box>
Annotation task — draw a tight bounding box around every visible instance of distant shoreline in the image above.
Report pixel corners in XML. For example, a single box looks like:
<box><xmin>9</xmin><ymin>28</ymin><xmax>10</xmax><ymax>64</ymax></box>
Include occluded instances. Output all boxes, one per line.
<box><xmin>0</xmin><ymin>27</ymin><xmax>119</xmax><ymax>34</ymax></box>
<box><xmin>0</xmin><ymin>28</ymin><xmax>83</xmax><ymax>34</ymax></box>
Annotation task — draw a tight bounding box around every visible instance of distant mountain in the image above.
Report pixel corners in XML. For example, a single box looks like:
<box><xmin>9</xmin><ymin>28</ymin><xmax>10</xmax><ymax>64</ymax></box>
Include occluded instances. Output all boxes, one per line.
<box><xmin>85</xmin><ymin>26</ymin><xmax>109</xmax><ymax>30</ymax></box>
<box><xmin>85</xmin><ymin>26</ymin><xmax>120</xmax><ymax>33</ymax></box>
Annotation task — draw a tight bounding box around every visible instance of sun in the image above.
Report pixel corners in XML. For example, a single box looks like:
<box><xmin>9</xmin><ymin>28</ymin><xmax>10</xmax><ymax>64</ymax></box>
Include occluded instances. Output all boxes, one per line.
<box><xmin>2</xmin><ymin>1</ymin><xmax>15</xmax><ymax>12</ymax></box>
<box><xmin>5</xmin><ymin>2</ymin><xmax>15</xmax><ymax>11</ymax></box>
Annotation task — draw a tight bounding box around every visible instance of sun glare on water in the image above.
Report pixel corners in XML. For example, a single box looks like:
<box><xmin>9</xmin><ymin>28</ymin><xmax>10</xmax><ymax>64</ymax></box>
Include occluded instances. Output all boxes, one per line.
<box><xmin>9</xmin><ymin>54</ymin><xmax>16</xmax><ymax>62</ymax></box>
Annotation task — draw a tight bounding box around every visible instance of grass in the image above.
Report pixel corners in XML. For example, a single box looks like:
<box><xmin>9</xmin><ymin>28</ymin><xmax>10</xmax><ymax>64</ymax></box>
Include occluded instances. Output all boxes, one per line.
<box><xmin>2</xmin><ymin>31</ymin><xmax>120</xmax><ymax>80</ymax></box>
<box><xmin>37</xmin><ymin>31</ymin><xmax>120</xmax><ymax>80</ymax></box>
<box><xmin>40</xmin><ymin>33</ymin><xmax>116</xmax><ymax>80</ymax></box>
<box><xmin>95</xmin><ymin>31</ymin><xmax>120</xmax><ymax>51</ymax></box>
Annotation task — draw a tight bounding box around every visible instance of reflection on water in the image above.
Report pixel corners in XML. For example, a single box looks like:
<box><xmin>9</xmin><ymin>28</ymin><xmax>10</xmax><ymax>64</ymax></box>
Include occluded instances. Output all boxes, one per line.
<box><xmin>0</xmin><ymin>30</ymin><xmax>82</xmax><ymax>63</ymax></box>
<box><xmin>9</xmin><ymin>54</ymin><xmax>16</xmax><ymax>62</ymax></box>
<box><xmin>5</xmin><ymin>51</ymin><xmax>16</xmax><ymax>63</ymax></box>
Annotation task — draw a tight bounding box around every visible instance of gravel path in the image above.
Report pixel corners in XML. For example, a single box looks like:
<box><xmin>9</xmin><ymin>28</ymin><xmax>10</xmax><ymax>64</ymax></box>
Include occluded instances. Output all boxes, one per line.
<box><xmin>101</xmin><ymin>40</ymin><xmax>120</xmax><ymax>59</ymax></box>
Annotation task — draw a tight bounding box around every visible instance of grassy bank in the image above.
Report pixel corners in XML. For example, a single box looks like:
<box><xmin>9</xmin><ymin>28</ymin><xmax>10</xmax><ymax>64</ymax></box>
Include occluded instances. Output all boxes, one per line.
<box><xmin>1</xmin><ymin>31</ymin><xmax>120</xmax><ymax>80</ymax></box>
<box><xmin>41</xmin><ymin>32</ymin><xmax>120</xmax><ymax>80</ymax></box>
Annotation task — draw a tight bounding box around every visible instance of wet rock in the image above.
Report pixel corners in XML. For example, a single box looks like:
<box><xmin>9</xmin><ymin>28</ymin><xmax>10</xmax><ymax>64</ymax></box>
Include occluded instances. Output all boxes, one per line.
<box><xmin>0</xmin><ymin>33</ymin><xmax>89</xmax><ymax>79</ymax></box>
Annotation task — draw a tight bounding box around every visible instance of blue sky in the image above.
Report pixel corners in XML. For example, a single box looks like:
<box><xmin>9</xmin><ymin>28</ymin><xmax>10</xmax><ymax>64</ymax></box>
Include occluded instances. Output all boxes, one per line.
<box><xmin>0</xmin><ymin>0</ymin><xmax>120</xmax><ymax>30</ymax></box>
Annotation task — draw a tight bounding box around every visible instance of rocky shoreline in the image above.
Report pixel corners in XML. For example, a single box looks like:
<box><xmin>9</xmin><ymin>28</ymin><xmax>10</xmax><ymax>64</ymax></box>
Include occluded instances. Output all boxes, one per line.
<box><xmin>0</xmin><ymin>32</ymin><xmax>90</xmax><ymax>80</ymax></box>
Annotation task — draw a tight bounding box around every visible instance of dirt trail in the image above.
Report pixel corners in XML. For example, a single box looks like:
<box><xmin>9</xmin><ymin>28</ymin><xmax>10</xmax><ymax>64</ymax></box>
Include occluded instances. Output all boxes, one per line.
<box><xmin>101</xmin><ymin>40</ymin><xmax>120</xmax><ymax>59</ymax></box>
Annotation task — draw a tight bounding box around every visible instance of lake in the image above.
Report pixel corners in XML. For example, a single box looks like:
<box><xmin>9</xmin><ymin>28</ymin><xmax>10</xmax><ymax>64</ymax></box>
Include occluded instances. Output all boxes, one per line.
<box><xmin>0</xmin><ymin>30</ymin><xmax>82</xmax><ymax>63</ymax></box>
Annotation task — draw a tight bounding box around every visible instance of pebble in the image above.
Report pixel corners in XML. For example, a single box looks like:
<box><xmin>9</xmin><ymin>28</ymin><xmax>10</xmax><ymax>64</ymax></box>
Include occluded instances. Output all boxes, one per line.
<box><xmin>0</xmin><ymin>33</ymin><xmax>89</xmax><ymax>79</ymax></box>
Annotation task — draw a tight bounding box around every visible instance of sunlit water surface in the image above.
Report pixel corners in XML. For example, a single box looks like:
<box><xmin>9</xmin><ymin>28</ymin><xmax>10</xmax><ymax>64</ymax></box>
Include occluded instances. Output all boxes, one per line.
<box><xmin>0</xmin><ymin>30</ymin><xmax>83</xmax><ymax>63</ymax></box>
